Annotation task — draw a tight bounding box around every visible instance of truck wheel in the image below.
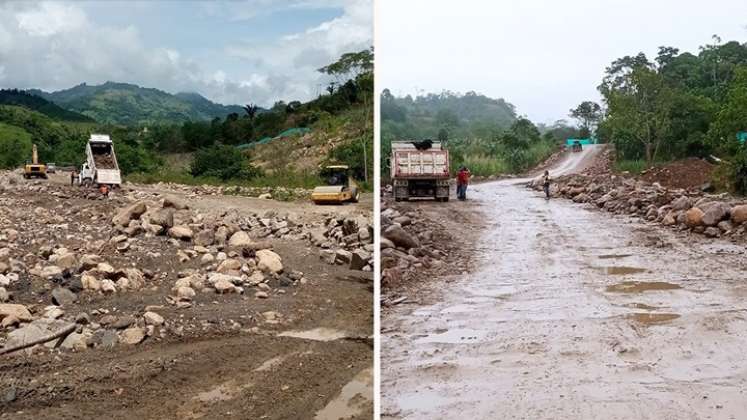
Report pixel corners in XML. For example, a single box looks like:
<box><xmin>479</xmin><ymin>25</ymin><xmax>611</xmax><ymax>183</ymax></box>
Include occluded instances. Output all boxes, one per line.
<box><xmin>351</xmin><ymin>191</ymin><xmax>360</xmax><ymax>203</ymax></box>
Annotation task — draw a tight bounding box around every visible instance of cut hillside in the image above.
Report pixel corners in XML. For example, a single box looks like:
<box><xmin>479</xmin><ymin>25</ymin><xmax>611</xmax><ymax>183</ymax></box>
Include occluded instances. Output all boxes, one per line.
<box><xmin>248</xmin><ymin>107</ymin><xmax>372</xmax><ymax>175</ymax></box>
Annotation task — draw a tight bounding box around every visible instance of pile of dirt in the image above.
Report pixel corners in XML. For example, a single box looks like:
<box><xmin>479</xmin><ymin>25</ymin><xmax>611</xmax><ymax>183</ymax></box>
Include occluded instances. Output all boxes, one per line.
<box><xmin>93</xmin><ymin>154</ymin><xmax>116</xmax><ymax>169</ymax></box>
<box><xmin>640</xmin><ymin>158</ymin><xmax>714</xmax><ymax>190</ymax></box>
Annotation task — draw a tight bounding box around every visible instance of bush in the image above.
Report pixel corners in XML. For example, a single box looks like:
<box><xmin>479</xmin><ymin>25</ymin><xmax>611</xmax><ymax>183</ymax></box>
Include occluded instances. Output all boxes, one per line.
<box><xmin>0</xmin><ymin>126</ymin><xmax>32</xmax><ymax>168</ymax></box>
<box><xmin>190</xmin><ymin>145</ymin><xmax>262</xmax><ymax>181</ymax></box>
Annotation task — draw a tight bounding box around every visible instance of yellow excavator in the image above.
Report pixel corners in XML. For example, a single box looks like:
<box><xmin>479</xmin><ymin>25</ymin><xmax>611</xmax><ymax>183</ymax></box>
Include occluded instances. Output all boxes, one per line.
<box><xmin>311</xmin><ymin>165</ymin><xmax>360</xmax><ymax>204</ymax></box>
<box><xmin>23</xmin><ymin>144</ymin><xmax>47</xmax><ymax>179</ymax></box>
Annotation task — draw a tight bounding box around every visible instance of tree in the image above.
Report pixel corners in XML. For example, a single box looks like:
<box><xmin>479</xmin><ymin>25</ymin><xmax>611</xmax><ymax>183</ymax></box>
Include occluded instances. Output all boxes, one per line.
<box><xmin>243</xmin><ymin>104</ymin><xmax>259</xmax><ymax>120</ymax></box>
<box><xmin>569</xmin><ymin>101</ymin><xmax>603</xmax><ymax>136</ymax></box>
<box><xmin>437</xmin><ymin>128</ymin><xmax>448</xmax><ymax>142</ymax></box>
<box><xmin>318</xmin><ymin>47</ymin><xmax>374</xmax><ymax>83</ymax></box>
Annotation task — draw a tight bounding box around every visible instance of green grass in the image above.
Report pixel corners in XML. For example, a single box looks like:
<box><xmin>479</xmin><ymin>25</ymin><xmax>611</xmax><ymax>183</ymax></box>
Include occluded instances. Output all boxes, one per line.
<box><xmin>614</xmin><ymin>159</ymin><xmax>648</xmax><ymax>174</ymax></box>
<box><xmin>458</xmin><ymin>155</ymin><xmax>509</xmax><ymax>176</ymax></box>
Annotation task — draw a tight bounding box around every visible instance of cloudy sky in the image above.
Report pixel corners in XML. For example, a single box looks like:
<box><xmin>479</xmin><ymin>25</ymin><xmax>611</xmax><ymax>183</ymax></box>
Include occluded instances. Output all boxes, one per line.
<box><xmin>0</xmin><ymin>0</ymin><xmax>372</xmax><ymax>106</ymax></box>
<box><xmin>377</xmin><ymin>0</ymin><xmax>747</xmax><ymax>124</ymax></box>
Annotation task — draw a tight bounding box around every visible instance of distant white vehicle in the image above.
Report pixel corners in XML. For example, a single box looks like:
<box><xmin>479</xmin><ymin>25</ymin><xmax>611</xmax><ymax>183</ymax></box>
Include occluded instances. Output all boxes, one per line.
<box><xmin>46</xmin><ymin>162</ymin><xmax>56</xmax><ymax>173</ymax></box>
<box><xmin>79</xmin><ymin>134</ymin><xmax>121</xmax><ymax>187</ymax></box>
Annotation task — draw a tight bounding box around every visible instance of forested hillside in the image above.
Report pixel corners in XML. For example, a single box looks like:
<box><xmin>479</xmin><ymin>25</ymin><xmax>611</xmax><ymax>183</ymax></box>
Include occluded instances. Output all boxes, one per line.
<box><xmin>29</xmin><ymin>82</ymin><xmax>245</xmax><ymax>125</ymax></box>
<box><xmin>381</xmin><ymin>90</ymin><xmax>578</xmax><ymax>177</ymax></box>
<box><xmin>0</xmin><ymin>89</ymin><xmax>94</xmax><ymax>122</ymax></box>
<box><xmin>592</xmin><ymin>37</ymin><xmax>747</xmax><ymax>192</ymax></box>
<box><xmin>0</xmin><ymin>49</ymin><xmax>373</xmax><ymax>189</ymax></box>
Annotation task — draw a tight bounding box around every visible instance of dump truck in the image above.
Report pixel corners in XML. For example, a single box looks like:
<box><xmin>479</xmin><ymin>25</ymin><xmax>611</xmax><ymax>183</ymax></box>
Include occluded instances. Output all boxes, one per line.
<box><xmin>23</xmin><ymin>144</ymin><xmax>47</xmax><ymax>179</ymax></box>
<box><xmin>390</xmin><ymin>140</ymin><xmax>449</xmax><ymax>201</ymax></box>
<box><xmin>311</xmin><ymin>165</ymin><xmax>360</xmax><ymax>204</ymax></box>
<box><xmin>79</xmin><ymin>134</ymin><xmax>121</xmax><ymax>187</ymax></box>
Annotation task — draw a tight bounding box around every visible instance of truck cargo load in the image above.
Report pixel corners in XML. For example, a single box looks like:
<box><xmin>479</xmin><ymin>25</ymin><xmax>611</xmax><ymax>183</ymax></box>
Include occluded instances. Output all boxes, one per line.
<box><xmin>390</xmin><ymin>140</ymin><xmax>450</xmax><ymax>201</ymax></box>
<box><xmin>80</xmin><ymin>134</ymin><xmax>121</xmax><ymax>187</ymax></box>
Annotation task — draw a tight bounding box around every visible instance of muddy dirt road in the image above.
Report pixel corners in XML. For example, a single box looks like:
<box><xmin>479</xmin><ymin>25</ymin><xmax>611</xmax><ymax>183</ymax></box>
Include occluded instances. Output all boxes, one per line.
<box><xmin>382</xmin><ymin>147</ymin><xmax>747</xmax><ymax>419</ymax></box>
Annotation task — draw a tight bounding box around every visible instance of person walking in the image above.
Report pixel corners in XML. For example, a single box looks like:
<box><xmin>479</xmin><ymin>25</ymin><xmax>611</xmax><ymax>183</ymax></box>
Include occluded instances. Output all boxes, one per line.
<box><xmin>70</xmin><ymin>169</ymin><xmax>77</xmax><ymax>186</ymax></box>
<box><xmin>457</xmin><ymin>166</ymin><xmax>471</xmax><ymax>200</ymax></box>
<box><xmin>542</xmin><ymin>170</ymin><xmax>551</xmax><ymax>199</ymax></box>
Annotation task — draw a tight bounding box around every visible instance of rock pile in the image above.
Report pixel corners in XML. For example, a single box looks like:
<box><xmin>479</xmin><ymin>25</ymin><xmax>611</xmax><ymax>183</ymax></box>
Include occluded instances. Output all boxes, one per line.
<box><xmin>380</xmin><ymin>201</ymin><xmax>461</xmax><ymax>292</ymax></box>
<box><xmin>530</xmin><ymin>173</ymin><xmax>747</xmax><ymax>239</ymax></box>
<box><xmin>313</xmin><ymin>216</ymin><xmax>374</xmax><ymax>271</ymax></box>
<box><xmin>0</xmin><ymin>175</ymin><xmax>324</xmax><ymax>356</ymax></box>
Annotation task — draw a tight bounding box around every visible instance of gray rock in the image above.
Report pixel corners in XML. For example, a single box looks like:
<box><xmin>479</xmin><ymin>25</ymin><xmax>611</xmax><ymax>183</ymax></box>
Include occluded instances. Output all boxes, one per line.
<box><xmin>51</xmin><ymin>287</ymin><xmax>77</xmax><ymax>306</ymax></box>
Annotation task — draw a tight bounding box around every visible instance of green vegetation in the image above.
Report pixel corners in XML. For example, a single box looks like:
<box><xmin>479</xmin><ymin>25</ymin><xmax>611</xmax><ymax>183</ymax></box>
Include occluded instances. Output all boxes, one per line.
<box><xmin>614</xmin><ymin>159</ymin><xmax>648</xmax><ymax>175</ymax></box>
<box><xmin>0</xmin><ymin>123</ymin><xmax>32</xmax><ymax>168</ymax></box>
<box><xmin>190</xmin><ymin>145</ymin><xmax>263</xmax><ymax>181</ymax></box>
<box><xmin>0</xmin><ymin>49</ymin><xmax>372</xmax><ymax>193</ymax></box>
<box><xmin>29</xmin><ymin>82</ymin><xmax>244</xmax><ymax>125</ymax></box>
<box><xmin>596</xmin><ymin>37</ymin><xmax>747</xmax><ymax>191</ymax></box>
<box><xmin>0</xmin><ymin>89</ymin><xmax>94</xmax><ymax>122</ymax></box>
<box><xmin>381</xmin><ymin>90</ymin><xmax>575</xmax><ymax>177</ymax></box>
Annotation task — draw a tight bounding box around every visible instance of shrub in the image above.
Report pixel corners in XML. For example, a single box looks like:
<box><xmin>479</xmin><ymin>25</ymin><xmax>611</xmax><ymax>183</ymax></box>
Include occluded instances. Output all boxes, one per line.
<box><xmin>190</xmin><ymin>145</ymin><xmax>262</xmax><ymax>181</ymax></box>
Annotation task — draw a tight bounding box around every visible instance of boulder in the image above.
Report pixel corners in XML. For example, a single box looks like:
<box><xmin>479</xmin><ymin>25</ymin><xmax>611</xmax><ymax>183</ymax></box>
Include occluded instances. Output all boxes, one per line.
<box><xmin>350</xmin><ymin>250</ymin><xmax>371</xmax><ymax>270</ymax></box>
<box><xmin>81</xmin><ymin>273</ymin><xmax>101</xmax><ymax>291</ymax></box>
<box><xmin>143</xmin><ymin>311</ymin><xmax>165</xmax><ymax>326</ymax></box>
<box><xmin>148</xmin><ymin>208</ymin><xmax>174</xmax><ymax>229</ymax></box>
<box><xmin>670</xmin><ymin>196</ymin><xmax>692</xmax><ymax>211</ymax></box>
<box><xmin>701</xmin><ymin>202</ymin><xmax>730</xmax><ymax>226</ymax></box>
<box><xmin>256</xmin><ymin>249</ymin><xmax>283</xmax><ymax>273</ymax></box>
<box><xmin>120</xmin><ymin>327</ymin><xmax>146</xmax><ymax>345</ymax></box>
<box><xmin>194</xmin><ymin>229</ymin><xmax>215</xmax><ymax>247</ymax></box>
<box><xmin>685</xmin><ymin>207</ymin><xmax>704</xmax><ymax>227</ymax></box>
<box><xmin>168</xmin><ymin>226</ymin><xmax>193</xmax><ymax>240</ymax></box>
<box><xmin>0</xmin><ymin>303</ymin><xmax>33</xmax><ymax>322</ymax></box>
<box><xmin>335</xmin><ymin>249</ymin><xmax>353</xmax><ymax>265</ymax></box>
<box><xmin>731</xmin><ymin>204</ymin><xmax>747</xmax><ymax>224</ymax></box>
<box><xmin>228</xmin><ymin>231</ymin><xmax>253</xmax><ymax>248</ymax></box>
<box><xmin>51</xmin><ymin>287</ymin><xmax>77</xmax><ymax>306</ymax></box>
<box><xmin>4</xmin><ymin>319</ymin><xmax>74</xmax><ymax>349</ymax></box>
<box><xmin>113</xmin><ymin>201</ymin><xmax>147</xmax><ymax>227</ymax></box>
<box><xmin>162</xmin><ymin>195</ymin><xmax>188</xmax><ymax>210</ymax></box>
<box><xmin>383</xmin><ymin>225</ymin><xmax>419</xmax><ymax>249</ymax></box>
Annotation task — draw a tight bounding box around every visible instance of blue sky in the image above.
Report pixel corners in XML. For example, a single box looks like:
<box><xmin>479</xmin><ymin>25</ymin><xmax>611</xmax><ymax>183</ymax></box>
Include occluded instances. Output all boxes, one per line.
<box><xmin>0</xmin><ymin>1</ymin><xmax>372</xmax><ymax>106</ymax></box>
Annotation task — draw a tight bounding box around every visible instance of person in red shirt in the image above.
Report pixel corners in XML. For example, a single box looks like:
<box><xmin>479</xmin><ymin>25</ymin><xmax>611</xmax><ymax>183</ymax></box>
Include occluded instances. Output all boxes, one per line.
<box><xmin>456</xmin><ymin>166</ymin><xmax>471</xmax><ymax>200</ymax></box>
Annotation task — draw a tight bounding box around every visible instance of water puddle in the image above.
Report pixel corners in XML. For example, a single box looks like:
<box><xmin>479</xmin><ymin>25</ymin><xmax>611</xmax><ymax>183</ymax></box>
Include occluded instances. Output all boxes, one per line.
<box><xmin>598</xmin><ymin>254</ymin><xmax>633</xmax><ymax>260</ymax></box>
<box><xmin>315</xmin><ymin>368</ymin><xmax>373</xmax><ymax>420</ymax></box>
<box><xmin>606</xmin><ymin>281</ymin><xmax>682</xmax><ymax>293</ymax></box>
<box><xmin>194</xmin><ymin>382</ymin><xmax>242</xmax><ymax>403</ymax></box>
<box><xmin>627</xmin><ymin>313</ymin><xmax>681</xmax><ymax>325</ymax></box>
<box><xmin>599</xmin><ymin>266</ymin><xmax>647</xmax><ymax>275</ymax></box>
<box><xmin>278</xmin><ymin>327</ymin><xmax>348</xmax><ymax>342</ymax></box>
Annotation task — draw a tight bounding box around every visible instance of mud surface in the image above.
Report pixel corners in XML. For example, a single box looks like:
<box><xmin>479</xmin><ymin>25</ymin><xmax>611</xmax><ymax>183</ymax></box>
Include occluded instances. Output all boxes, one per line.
<box><xmin>382</xmin><ymin>148</ymin><xmax>747</xmax><ymax>419</ymax></box>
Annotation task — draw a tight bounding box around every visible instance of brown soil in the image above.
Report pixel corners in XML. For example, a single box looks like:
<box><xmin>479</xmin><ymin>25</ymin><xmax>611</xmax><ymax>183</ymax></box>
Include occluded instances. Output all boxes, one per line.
<box><xmin>0</xmin><ymin>175</ymin><xmax>372</xmax><ymax>419</ymax></box>
<box><xmin>639</xmin><ymin>158</ymin><xmax>714</xmax><ymax>190</ymax></box>
<box><xmin>93</xmin><ymin>154</ymin><xmax>116</xmax><ymax>170</ymax></box>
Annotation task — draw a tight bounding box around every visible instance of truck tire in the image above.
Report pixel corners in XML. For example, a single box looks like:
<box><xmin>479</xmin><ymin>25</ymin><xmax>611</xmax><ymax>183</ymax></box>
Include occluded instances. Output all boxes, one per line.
<box><xmin>351</xmin><ymin>191</ymin><xmax>360</xmax><ymax>203</ymax></box>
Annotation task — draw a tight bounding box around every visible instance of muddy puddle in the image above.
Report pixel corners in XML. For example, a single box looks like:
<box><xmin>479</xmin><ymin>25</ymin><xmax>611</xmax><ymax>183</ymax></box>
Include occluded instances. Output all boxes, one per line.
<box><xmin>314</xmin><ymin>368</ymin><xmax>373</xmax><ymax>420</ymax></box>
<box><xmin>626</xmin><ymin>312</ymin><xmax>681</xmax><ymax>325</ymax></box>
<box><xmin>599</xmin><ymin>266</ymin><xmax>647</xmax><ymax>275</ymax></box>
<box><xmin>278</xmin><ymin>327</ymin><xmax>348</xmax><ymax>342</ymax></box>
<box><xmin>606</xmin><ymin>281</ymin><xmax>682</xmax><ymax>293</ymax></box>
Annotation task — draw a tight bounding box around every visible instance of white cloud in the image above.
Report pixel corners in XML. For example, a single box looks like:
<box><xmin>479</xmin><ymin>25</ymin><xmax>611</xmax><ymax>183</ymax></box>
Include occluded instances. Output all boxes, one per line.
<box><xmin>0</xmin><ymin>0</ymin><xmax>372</xmax><ymax>107</ymax></box>
<box><xmin>223</xmin><ymin>0</ymin><xmax>372</xmax><ymax>103</ymax></box>
<box><xmin>15</xmin><ymin>1</ymin><xmax>87</xmax><ymax>37</ymax></box>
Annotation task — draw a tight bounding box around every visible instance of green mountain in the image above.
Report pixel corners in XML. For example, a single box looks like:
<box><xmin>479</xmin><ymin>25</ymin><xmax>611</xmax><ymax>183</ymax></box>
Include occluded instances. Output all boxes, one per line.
<box><xmin>0</xmin><ymin>89</ymin><xmax>95</xmax><ymax>122</ymax></box>
<box><xmin>29</xmin><ymin>82</ymin><xmax>244</xmax><ymax>125</ymax></box>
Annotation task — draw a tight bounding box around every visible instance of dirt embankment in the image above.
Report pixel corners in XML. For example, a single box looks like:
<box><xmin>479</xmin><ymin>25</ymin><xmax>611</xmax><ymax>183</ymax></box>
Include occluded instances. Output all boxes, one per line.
<box><xmin>0</xmin><ymin>170</ymin><xmax>373</xmax><ymax>419</ymax></box>
<box><xmin>639</xmin><ymin>157</ymin><xmax>715</xmax><ymax>190</ymax></box>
